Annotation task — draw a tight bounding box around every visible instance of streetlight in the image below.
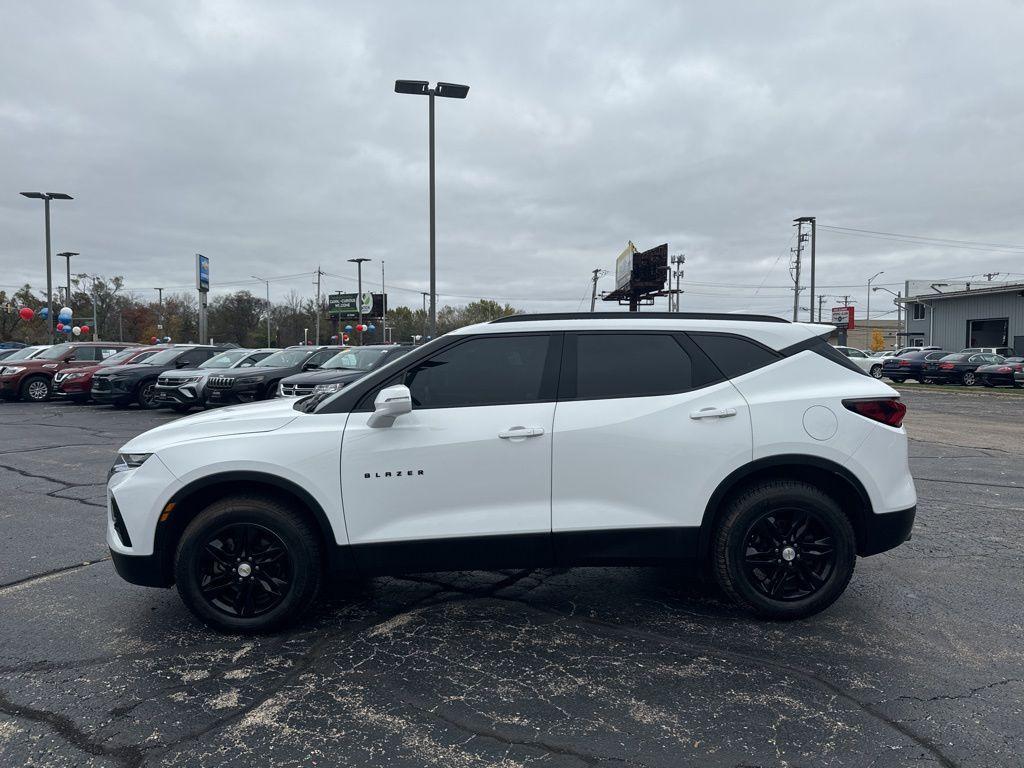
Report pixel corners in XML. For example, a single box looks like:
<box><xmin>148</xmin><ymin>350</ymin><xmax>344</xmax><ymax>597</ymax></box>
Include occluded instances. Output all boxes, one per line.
<box><xmin>57</xmin><ymin>251</ymin><xmax>78</xmax><ymax>304</ymax></box>
<box><xmin>395</xmin><ymin>79</ymin><xmax>470</xmax><ymax>338</ymax></box>
<box><xmin>873</xmin><ymin>286</ymin><xmax>903</xmax><ymax>350</ymax></box>
<box><xmin>866</xmin><ymin>271</ymin><xmax>884</xmax><ymax>349</ymax></box>
<box><xmin>347</xmin><ymin>258</ymin><xmax>371</xmax><ymax>345</ymax></box>
<box><xmin>250</xmin><ymin>275</ymin><xmax>271</xmax><ymax>346</ymax></box>
<box><xmin>20</xmin><ymin>192</ymin><xmax>73</xmax><ymax>342</ymax></box>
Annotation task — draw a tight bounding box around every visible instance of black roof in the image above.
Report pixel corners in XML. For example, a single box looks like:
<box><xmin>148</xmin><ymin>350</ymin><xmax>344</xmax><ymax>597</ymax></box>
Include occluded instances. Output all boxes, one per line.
<box><xmin>490</xmin><ymin>312</ymin><xmax>789</xmax><ymax>324</ymax></box>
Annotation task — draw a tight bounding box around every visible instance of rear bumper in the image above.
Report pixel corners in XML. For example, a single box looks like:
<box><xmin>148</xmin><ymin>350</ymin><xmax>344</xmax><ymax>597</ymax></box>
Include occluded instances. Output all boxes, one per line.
<box><xmin>860</xmin><ymin>505</ymin><xmax>916</xmax><ymax>556</ymax></box>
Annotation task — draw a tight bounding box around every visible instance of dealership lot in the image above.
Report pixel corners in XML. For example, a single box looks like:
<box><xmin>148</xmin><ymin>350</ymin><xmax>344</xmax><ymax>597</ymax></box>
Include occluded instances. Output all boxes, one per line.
<box><xmin>0</xmin><ymin>392</ymin><xmax>1021</xmax><ymax>767</ymax></box>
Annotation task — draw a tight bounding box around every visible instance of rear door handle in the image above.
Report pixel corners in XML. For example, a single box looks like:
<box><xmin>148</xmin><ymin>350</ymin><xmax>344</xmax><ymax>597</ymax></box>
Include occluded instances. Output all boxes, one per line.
<box><xmin>498</xmin><ymin>426</ymin><xmax>545</xmax><ymax>439</ymax></box>
<box><xmin>690</xmin><ymin>407</ymin><xmax>737</xmax><ymax>420</ymax></box>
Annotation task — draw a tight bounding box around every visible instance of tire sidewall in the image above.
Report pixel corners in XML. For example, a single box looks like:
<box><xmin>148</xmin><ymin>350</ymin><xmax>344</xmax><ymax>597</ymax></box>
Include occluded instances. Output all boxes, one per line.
<box><xmin>175</xmin><ymin>500</ymin><xmax>321</xmax><ymax>632</ymax></box>
<box><xmin>717</xmin><ymin>484</ymin><xmax>856</xmax><ymax>619</ymax></box>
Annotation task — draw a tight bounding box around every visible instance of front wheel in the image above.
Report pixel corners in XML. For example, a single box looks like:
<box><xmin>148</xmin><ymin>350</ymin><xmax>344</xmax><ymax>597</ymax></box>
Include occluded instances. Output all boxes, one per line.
<box><xmin>869</xmin><ymin>364</ymin><xmax>883</xmax><ymax>379</ymax></box>
<box><xmin>136</xmin><ymin>381</ymin><xmax>160</xmax><ymax>409</ymax></box>
<box><xmin>174</xmin><ymin>496</ymin><xmax>322</xmax><ymax>632</ymax></box>
<box><xmin>21</xmin><ymin>375</ymin><xmax>51</xmax><ymax>402</ymax></box>
<box><xmin>713</xmin><ymin>481</ymin><xmax>856</xmax><ymax>620</ymax></box>
<box><xmin>962</xmin><ymin>371</ymin><xmax>977</xmax><ymax>386</ymax></box>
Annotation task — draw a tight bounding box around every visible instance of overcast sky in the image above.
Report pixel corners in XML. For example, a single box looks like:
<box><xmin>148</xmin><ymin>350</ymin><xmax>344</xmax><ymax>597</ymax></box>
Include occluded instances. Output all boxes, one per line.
<box><xmin>3</xmin><ymin>0</ymin><xmax>1024</xmax><ymax>322</ymax></box>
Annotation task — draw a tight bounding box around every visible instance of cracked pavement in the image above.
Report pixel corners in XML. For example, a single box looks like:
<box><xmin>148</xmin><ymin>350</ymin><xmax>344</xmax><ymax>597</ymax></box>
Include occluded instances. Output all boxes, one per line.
<box><xmin>1</xmin><ymin>390</ymin><xmax>1022</xmax><ymax>767</ymax></box>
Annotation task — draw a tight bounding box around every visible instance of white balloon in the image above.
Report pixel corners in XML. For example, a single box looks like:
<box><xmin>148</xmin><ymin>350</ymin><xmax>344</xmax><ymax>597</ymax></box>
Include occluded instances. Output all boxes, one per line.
<box><xmin>60</xmin><ymin>306</ymin><xmax>73</xmax><ymax>317</ymax></box>
<box><xmin>72</xmin><ymin>326</ymin><xmax>82</xmax><ymax>336</ymax></box>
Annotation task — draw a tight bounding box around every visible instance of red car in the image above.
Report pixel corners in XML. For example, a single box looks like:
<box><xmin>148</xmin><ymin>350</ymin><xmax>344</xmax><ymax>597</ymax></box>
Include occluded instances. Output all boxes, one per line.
<box><xmin>0</xmin><ymin>341</ymin><xmax>137</xmax><ymax>402</ymax></box>
<box><xmin>53</xmin><ymin>346</ymin><xmax>165</xmax><ymax>403</ymax></box>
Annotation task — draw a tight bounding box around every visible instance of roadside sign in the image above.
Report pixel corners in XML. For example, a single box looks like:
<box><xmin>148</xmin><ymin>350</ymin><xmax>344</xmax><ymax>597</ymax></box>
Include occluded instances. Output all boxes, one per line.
<box><xmin>196</xmin><ymin>254</ymin><xmax>210</xmax><ymax>293</ymax></box>
<box><xmin>831</xmin><ymin>306</ymin><xmax>855</xmax><ymax>329</ymax></box>
<box><xmin>328</xmin><ymin>292</ymin><xmax>387</xmax><ymax>319</ymax></box>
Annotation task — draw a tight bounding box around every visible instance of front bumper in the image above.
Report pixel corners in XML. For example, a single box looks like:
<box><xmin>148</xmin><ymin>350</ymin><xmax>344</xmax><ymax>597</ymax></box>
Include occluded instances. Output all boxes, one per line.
<box><xmin>205</xmin><ymin>384</ymin><xmax>261</xmax><ymax>406</ymax></box>
<box><xmin>110</xmin><ymin>549</ymin><xmax>170</xmax><ymax>587</ymax></box>
<box><xmin>92</xmin><ymin>378</ymin><xmax>134</xmax><ymax>402</ymax></box>
<box><xmin>860</xmin><ymin>505</ymin><xmax>916</xmax><ymax>556</ymax></box>
<box><xmin>0</xmin><ymin>375</ymin><xmax>23</xmax><ymax>396</ymax></box>
<box><xmin>154</xmin><ymin>384</ymin><xmax>200</xmax><ymax>406</ymax></box>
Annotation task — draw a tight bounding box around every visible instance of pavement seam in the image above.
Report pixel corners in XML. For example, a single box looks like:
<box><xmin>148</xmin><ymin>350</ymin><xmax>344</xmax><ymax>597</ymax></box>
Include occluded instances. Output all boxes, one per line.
<box><xmin>0</xmin><ymin>557</ymin><xmax>109</xmax><ymax>592</ymax></box>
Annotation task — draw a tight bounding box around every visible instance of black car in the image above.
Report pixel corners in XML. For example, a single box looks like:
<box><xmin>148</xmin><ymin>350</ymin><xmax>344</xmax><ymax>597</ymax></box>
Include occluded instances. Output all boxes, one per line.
<box><xmin>278</xmin><ymin>344</ymin><xmax>414</xmax><ymax>397</ymax></box>
<box><xmin>976</xmin><ymin>357</ymin><xmax>1024</xmax><ymax>388</ymax></box>
<box><xmin>203</xmin><ymin>345</ymin><xmax>342</xmax><ymax>406</ymax></box>
<box><xmin>91</xmin><ymin>345</ymin><xmax>230</xmax><ymax>409</ymax></box>
<box><xmin>924</xmin><ymin>352</ymin><xmax>1005</xmax><ymax>386</ymax></box>
<box><xmin>882</xmin><ymin>349</ymin><xmax>950</xmax><ymax>383</ymax></box>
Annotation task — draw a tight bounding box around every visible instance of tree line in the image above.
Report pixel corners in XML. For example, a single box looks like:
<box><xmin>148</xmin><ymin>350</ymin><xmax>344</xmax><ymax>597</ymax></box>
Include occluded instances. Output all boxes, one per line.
<box><xmin>0</xmin><ymin>275</ymin><xmax>520</xmax><ymax>347</ymax></box>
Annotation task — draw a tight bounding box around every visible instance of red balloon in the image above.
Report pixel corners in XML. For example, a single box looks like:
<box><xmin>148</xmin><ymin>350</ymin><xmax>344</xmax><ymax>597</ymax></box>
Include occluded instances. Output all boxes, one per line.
<box><xmin>19</xmin><ymin>307</ymin><xmax>34</xmax><ymax>321</ymax></box>
<box><xmin>81</xmin><ymin>325</ymin><xmax>90</xmax><ymax>334</ymax></box>
<box><xmin>56</xmin><ymin>323</ymin><xmax>65</xmax><ymax>331</ymax></box>
<box><xmin>150</xmin><ymin>336</ymin><xmax>158</xmax><ymax>344</ymax></box>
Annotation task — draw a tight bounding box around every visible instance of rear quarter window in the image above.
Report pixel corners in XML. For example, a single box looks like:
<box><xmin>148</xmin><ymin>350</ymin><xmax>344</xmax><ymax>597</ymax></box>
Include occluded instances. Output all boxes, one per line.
<box><xmin>688</xmin><ymin>333</ymin><xmax>783</xmax><ymax>379</ymax></box>
<box><xmin>778</xmin><ymin>336</ymin><xmax>867</xmax><ymax>375</ymax></box>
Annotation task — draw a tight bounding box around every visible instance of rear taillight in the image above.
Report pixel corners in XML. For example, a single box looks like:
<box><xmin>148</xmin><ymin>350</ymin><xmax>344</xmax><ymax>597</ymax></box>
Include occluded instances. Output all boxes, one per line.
<box><xmin>996</xmin><ymin>366</ymin><xmax>1013</xmax><ymax>373</ymax></box>
<box><xmin>1015</xmin><ymin>365</ymin><xmax>1023</xmax><ymax>372</ymax></box>
<box><xmin>843</xmin><ymin>398</ymin><xmax>906</xmax><ymax>428</ymax></box>
<box><xmin>899</xmin><ymin>359</ymin><xmax>911</xmax><ymax>367</ymax></box>
<box><xmin>939</xmin><ymin>362</ymin><xmax>955</xmax><ymax>370</ymax></box>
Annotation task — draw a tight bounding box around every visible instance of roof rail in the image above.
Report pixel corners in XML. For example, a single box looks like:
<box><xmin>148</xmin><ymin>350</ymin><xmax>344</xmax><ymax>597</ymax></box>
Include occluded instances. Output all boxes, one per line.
<box><xmin>490</xmin><ymin>312</ymin><xmax>789</xmax><ymax>324</ymax></box>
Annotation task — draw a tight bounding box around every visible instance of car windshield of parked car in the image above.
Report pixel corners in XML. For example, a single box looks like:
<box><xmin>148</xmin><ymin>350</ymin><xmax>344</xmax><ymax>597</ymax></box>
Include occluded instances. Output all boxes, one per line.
<box><xmin>200</xmin><ymin>349</ymin><xmax>252</xmax><ymax>369</ymax></box>
<box><xmin>322</xmin><ymin>348</ymin><xmax>389</xmax><ymax>371</ymax></box>
<box><xmin>142</xmin><ymin>348</ymin><xmax>189</xmax><ymax>366</ymax></box>
<box><xmin>37</xmin><ymin>343</ymin><xmax>74</xmax><ymax>360</ymax></box>
<box><xmin>255</xmin><ymin>349</ymin><xmax>309</xmax><ymax>368</ymax></box>
<box><xmin>99</xmin><ymin>348</ymin><xmax>145</xmax><ymax>366</ymax></box>
<box><xmin>4</xmin><ymin>346</ymin><xmax>45</xmax><ymax>361</ymax></box>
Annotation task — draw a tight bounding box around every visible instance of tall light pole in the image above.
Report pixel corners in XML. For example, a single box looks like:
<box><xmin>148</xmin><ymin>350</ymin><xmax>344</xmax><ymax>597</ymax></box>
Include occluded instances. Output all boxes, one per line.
<box><xmin>873</xmin><ymin>286</ymin><xmax>902</xmax><ymax>350</ymax></box>
<box><xmin>20</xmin><ymin>192</ymin><xmax>73</xmax><ymax>342</ymax></box>
<box><xmin>395</xmin><ymin>79</ymin><xmax>470</xmax><ymax>338</ymax></box>
<box><xmin>866</xmin><ymin>271</ymin><xmax>884</xmax><ymax>349</ymax></box>
<box><xmin>794</xmin><ymin>216</ymin><xmax>816</xmax><ymax>320</ymax></box>
<box><xmin>251</xmin><ymin>275</ymin><xmax>271</xmax><ymax>346</ymax></box>
<box><xmin>57</xmin><ymin>251</ymin><xmax>78</xmax><ymax>304</ymax></box>
<box><xmin>348</xmin><ymin>258</ymin><xmax>371</xmax><ymax>345</ymax></box>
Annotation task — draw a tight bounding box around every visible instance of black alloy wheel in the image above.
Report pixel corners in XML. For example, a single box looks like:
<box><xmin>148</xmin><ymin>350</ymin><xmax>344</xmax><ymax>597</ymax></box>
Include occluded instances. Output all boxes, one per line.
<box><xmin>137</xmin><ymin>381</ymin><xmax>159</xmax><ymax>409</ymax></box>
<box><xmin>196</xmin><ymin>523</ymin><xmax>292</xmax><ymax>619</ymax></box>
<box><xmin>962</xmin><ymin>371</ymin><xmax>977</xmax><ymax>386</ymax></box>
<box><xmin>713</xmin><ymin>480</ymin><xmax>856</xmax><ymax>619</ymax></box>
<box><xmin>740</xmin><ymin>508</ymin><xmax>836</xmax><ymax>602</ymax></box>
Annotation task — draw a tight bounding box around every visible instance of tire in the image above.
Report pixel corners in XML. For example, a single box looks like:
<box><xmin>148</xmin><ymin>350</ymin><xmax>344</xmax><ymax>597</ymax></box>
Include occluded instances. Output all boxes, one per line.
<box><xmin>174</xmin><ymin>496</ymin><xmax>322</xmax><ymax>632</ymax></box>
<box><xmin>712</xmin><ymin>480</ymin><xmax>856</xmax><ymax>620</ymax></box>
<box><xmin>962</xmin><ymin>371</ymin><xmax>977</xmax><ymax>387</ymax></box>
<box><xmin>982</xmin><ymin>380</ymin><xmax>994</xmax><ymax>388</ymax></box>
<box><xmin>869</xmin><ymin>364</ymin><xmax>882</xmax><ymax>379</ymax></box>
<box><xmin>20</xmin><ymin>375</ymin><xmax>51</xmax><ymax>402</ymax></box>
<box><xmin>136</xmin><ymin>380</ymin><xmax>160</xmax><ymax>409</ymax></box>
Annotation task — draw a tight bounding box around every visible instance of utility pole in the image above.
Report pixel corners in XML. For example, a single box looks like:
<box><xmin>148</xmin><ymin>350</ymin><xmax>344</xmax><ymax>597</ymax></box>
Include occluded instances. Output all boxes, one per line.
<box><xmin>589</xmin><ymin>269</ymin><xmax>602</xmax><ymax>312</ymax></box>
<box><xmin>817</xmin><ymin>294</ymin><xmax>827</xmax><ymax>324</ymax></box>
<box><xmin>381</xmin><ymin>260</ymin><xmax>387</xmax><ymax>343</ymax></box>
<box><xmin>58</xmin><ymin>252</ymin><xmax>78</xmax><ymax>306</ymax></box>
<box><xmin>791</xmin><ymin>220</ymin><xmax>807</xmax><ymax>321</ymax></box>
<box><xmin>313</xmin><ymin>266</ymin><xmax>324</xmax><ymax>345</ymax></box>
<box><xmin>983</xmin><ymin>272</ymin><xmax>1000</xmax><ymax>281</ymax></box>
<box><xmin>250</xmin><ymin>276</ymin><xmax>271</xmax><ymax>346</ymax></box>
<box><xmin>794</xmin><ymin>216</ymin><xmax>816</xmax><ymax>320</ymax></box>
<box><xmin>154</xmin><ymin>287</ymin><xmax>164</xmax><ymax>339</ymax></box>
<box><xmin>866</xmin><ymin>271</ymin><xmax>884</xmax><ymax>350</ymax></box>
<box><xmin>348</xmin><ymin>258</ymin><xmax>371</xmax><ymax>345</ymax></box>
<box><xmin>420</xmin><ymin>291</ymin><xmax>429</xmax><ymax>338</ymax></box>
<box><xmin>669</xmin><ymin>254</ymin><xmax>685</xmax><ymax>311</ymax></box>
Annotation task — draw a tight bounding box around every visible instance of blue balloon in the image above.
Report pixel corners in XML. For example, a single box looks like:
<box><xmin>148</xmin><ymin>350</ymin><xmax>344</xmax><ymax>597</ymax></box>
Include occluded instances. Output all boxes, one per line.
<box><xmin>367</xmin><ymin>324</ymin><xmax>376</xmax><ymax>332</ymax></box>
<box><xmin>38</xmin><ymin>307</ymin><xmax>49</xmax><ymax>319</ymax></box>
<box><xmin>344</xmin><ymin>325</ymin><xmax>353</xmax><ymax>332</ymax></box>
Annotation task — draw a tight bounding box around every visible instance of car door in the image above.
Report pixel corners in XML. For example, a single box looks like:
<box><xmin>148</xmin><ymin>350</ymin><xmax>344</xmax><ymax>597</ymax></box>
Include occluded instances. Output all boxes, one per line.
<box><xmin>550</xmin><ymin>332</ymin><xmax>752</xmax><ymax>562</ymax></box>
<box><xmin>340</xmin><ymin>332</ymin><xmax>560</xmax><ymax>569</ymax></box>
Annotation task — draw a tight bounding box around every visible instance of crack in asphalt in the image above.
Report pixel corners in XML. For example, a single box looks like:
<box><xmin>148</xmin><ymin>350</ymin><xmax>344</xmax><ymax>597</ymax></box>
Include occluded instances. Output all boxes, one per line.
<box><xmin>0</xmin><ymin>557</ymin><xmax>109</xmax><ymax>592</ymax></box>
<box><xmin>892</xmin><ymin>678</ymin><xmax>1023</xmax><ymax>704</ymax></box>
<box><xmin>0</xmin><ymin>442</ymin><xmax>101</xmax><ymax>456</ymax></box>
<box><xmin>914</xmin><ymin>476</ymin><xmax>1022</xmax><ymax>490</ymax></box>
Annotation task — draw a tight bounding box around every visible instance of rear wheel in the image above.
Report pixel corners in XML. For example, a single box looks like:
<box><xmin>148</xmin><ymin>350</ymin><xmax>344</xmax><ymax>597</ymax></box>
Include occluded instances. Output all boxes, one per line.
<box><xmin>962</xmin><ymin>371</ymin><xmax>977</xmax><ymax>386</ymax></box>
<box><xmin>20</xmin><ymin>375</ymin><xmax>51</xmax><ymax>402</ymax></box>
<box><xmin>175</xmin><ymin>496</ymin><xmax>322</xmax><ymax>632</ymax></box>
<box><xmin>869</xmin><ymin>364</ymin><xmax>882</xmax><ymax>379</ymax></box>
<box><xmin>713</xmin><ymin>481</ymin><xmax>856</xmax><ymax>620</ymax></box>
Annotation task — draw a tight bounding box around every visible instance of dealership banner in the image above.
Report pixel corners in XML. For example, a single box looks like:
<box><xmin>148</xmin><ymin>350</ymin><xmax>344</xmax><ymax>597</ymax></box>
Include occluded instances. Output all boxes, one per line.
<box><xmin>328</xmin><ymin>292</ymin><xmax>387</xmax><ymax>319</ymax></box>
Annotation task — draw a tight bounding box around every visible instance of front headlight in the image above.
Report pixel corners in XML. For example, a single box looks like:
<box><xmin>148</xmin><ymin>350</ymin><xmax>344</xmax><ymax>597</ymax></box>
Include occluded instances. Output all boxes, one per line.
<box><xmin>110</xmin><ymin>453</ymin><xmax>152</xmax><ymax>476</ymax></box>
<box><xmin>236</xmin><ymin>375</ymin><xmax>265</xmax><ymax>385</ymax></box>
<box><xmin>3</xmin><ymin>366</ymin><xmax>25</xmax><ymax>375</ymax></box>
<box><xmin>314</xmin><ymin>382</ymin><xmax>343</xmax><ymax>394</ymax></box>
<box><xmin>178</xmin><ymin>376</ymin><xmax>201</xmax><ymax>384</ymax></box>
<box><xmin>63</xmin><ymin>372</ymin><xmax>83</xmax><ymax>380</ymax></box>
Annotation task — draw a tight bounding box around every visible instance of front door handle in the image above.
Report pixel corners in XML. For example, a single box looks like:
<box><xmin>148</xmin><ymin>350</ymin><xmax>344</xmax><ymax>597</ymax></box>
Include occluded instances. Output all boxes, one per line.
<box><xmin>690</xmin><ymin>407</ymin><xmax>737</xmax><ymax>420</ymax></box>
<box><xmin>498</xmin><ymin>426</ymin><xmax>545</xmax><ymax>439</ymax></box>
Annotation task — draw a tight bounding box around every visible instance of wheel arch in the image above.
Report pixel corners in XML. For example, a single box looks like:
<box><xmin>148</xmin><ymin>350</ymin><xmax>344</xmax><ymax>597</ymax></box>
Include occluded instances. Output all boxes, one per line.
<box><xmin>698</xmin><ymin>455</ymin><xmax>874</xmax><ymax>559</ymax></box>
<box><xmin>152</xmin><ymin>470</ymin><xmax>340</xmax><ymax>585</ymax></box>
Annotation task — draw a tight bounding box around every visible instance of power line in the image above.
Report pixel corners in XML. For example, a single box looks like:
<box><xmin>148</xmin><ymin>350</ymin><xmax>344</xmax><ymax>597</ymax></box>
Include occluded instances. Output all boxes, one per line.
<box><xmin>819</xmin><ymin>225</ymin><xmax>1024</xmax><ymax>254</ymax></box>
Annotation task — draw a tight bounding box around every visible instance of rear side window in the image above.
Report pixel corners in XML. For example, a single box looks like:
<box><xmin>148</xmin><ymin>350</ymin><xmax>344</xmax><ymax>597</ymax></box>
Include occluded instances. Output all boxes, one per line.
<box><xmin>780</xmin><ymin>337</ymin><xmax>866</xmax><ymax>375</ymax></box>
<box><xmin>688</xmin><ymin>333</ymin><xmax>782</xmax><ymax>379</ymax></box>
<box><xmin>568</xmin><ymin>333</ymin><xmax>693</xmax><ymax>399</ymax></box>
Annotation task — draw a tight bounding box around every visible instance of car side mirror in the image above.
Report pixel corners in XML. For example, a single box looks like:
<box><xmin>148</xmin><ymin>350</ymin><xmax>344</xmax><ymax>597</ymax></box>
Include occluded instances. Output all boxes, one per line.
<box><xmin>303</xmin><ymin>362</ymin><xmax>320</xmax><ymax>371</ymax></box>
<box><xmin>176</xmin><ymin>360</ymin><xmax>191</xmax><ymax>368</ymax></box>
<box><xmin>367</xmin><ymin>384</ymin><xmax>412</xmax><ymax>428</ymax></box>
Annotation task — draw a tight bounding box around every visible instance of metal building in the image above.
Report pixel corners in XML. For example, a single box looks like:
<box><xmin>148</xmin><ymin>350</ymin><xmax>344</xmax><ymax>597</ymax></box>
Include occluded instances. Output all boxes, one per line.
<box><xmin>902</xmin><ymin>282</ymin><xmax>1024</xmax><ymax>353</ymax></box>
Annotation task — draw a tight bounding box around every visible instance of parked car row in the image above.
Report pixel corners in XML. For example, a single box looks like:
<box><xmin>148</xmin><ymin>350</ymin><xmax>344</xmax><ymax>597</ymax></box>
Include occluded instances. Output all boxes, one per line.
<box><xmin>0</xmin><ymin>340</ymin><xmax>416</xmax><ymax>410</ymax></box>
<box><xmin>835</xmin><ymin>345</ymin><xmax>1023</xmax><ymax>387</ymax></box>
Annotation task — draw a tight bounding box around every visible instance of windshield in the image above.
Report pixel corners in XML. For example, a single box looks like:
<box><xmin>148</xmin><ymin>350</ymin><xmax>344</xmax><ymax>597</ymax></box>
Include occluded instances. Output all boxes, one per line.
<box><xmin>143</xmin><ymin>348</ymin><xmax>188</xmax><ymax>365</ymax></box>
<box><xmin>4</xmin><ymin>346</ymin><xmax>46</xmax><ymax>361</ymax></box>
<box><xmin>322</xmin><ymin>348</ymin><xmax>389</xmax><ymax>371</ymax></box>
<box><xmin>200</xmin><ymin>349</ymin><xmax>251</xmax><ymax>369</ymax></box>
<box><xmin>100</xmin><ymin>348</ymin><xmax>148</xmax><ymax>366</ymax></box>
<box><xmin>38</xmin><ymin>343</ymin><xmax>74</xmax><ymax>360</ymax></box>
<box><xmin>256</xmin><ymin>349</ymin><xmax>310</xmax><ymax>367</ymax></box>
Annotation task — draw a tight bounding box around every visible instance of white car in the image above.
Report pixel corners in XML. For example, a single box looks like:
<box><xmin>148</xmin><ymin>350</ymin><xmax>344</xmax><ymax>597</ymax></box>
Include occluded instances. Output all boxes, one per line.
<box><xmin>833</xmin><ymin>346</ymin><xmax>884</xmax><ymax>379</ymax></box>
<box><xmin>108</xmin><ymin>313</ymin><xmax>916</xmax><ymax>632</ymax></box>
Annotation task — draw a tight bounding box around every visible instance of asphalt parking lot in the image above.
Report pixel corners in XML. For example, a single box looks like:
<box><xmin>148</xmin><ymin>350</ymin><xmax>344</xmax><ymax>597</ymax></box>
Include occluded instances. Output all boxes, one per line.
<box><xmin>1</xmin><ymin>389</ymin><xmax>1021</xmax><ymax>767</ymax></box>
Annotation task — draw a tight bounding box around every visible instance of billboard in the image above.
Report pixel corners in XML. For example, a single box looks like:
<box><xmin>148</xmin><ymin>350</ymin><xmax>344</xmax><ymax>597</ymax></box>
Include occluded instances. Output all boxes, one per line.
<box><xmin>831</xmin><ymin>306</ymin><xmax>855</xmax><ymax>329</ymax></box>
<box><xmin>328</xmin><ymin>292</ymin><xmax>387</xmax><ymax>319</ymax></box>
<box><xmin>196</xmin><ymin>254</ymin><xmax>210</xmax><ymax>293</ymax></box>
<box><xmin>615</xmin><ymin>242</ymin><xmax>637</xmax><ymax>291</ymax></box>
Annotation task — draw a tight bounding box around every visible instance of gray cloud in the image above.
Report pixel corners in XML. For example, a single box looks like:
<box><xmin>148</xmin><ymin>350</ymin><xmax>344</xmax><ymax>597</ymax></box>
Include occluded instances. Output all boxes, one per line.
<box><xmin>3</xmin><ymin>0</ymin><xmax>1024</xmax><ymax>322</ymax></box>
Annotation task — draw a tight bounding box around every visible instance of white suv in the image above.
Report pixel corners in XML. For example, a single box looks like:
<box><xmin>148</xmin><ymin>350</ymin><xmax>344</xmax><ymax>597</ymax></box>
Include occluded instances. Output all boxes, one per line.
<box><xmin>107</xmin><ymin>313</ymin><xmax>916</xmax><ymax>632</ymax></box>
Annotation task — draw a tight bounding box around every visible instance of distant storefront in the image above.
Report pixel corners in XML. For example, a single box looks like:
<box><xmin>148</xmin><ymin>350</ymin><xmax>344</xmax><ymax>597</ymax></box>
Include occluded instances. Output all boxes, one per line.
<box><xmin>901</xmin><ymin>282</ymin><xmax>1024</xmax><ymax>354</ymax></box>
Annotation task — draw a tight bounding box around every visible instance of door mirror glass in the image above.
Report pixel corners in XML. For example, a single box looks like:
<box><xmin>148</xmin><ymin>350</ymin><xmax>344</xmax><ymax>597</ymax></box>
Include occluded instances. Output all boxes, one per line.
<box><xmin>367</xmin><ymin>384</ymin><xmax>412</xmax><ymax>428</ymax></box>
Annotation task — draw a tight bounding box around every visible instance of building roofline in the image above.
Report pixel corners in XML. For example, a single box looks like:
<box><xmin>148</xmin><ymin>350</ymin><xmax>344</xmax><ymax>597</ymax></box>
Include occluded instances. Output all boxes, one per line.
<box><xmin>902</xmin><ymin>282</ymin><xmax>1024</xmax><ymax>302</ymax></box>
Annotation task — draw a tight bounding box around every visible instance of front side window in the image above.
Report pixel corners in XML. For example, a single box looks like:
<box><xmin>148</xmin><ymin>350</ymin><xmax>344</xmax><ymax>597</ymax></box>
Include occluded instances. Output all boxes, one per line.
<box><xmin>257</xmin><ymin>350</ymin><xmax>311</xmax><ymax>368</ymax></box>
<box><xmin>405</xmin><ymin>335</ymin><xmax>551</xmax><ymax>408</ymax></box>
<box><xmin>571</xmin><ymin>334</ymin><xmax>694</xmax><ymax>399</ymax></box>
